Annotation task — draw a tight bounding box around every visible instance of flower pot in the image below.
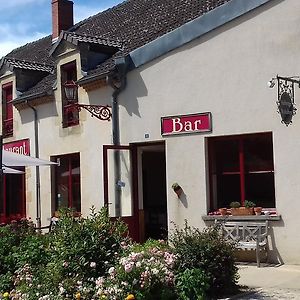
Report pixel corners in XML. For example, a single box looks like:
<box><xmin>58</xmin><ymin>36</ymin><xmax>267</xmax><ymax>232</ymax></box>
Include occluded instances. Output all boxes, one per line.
<box><xmin>231</xmin><ymin>207</ymin><xmax>254</xmax><ymax>216</ymax></box>
<box><xmin>254</xmin><ymin>207</ymin><xmax>263</xmax><ymax>215</ymax></box>
<box><xmin>173</xmin><ymin>187</ymin><xmax>183</xmax><ymax>197</ymax></box>
<box><xmin>219</xmin><ymin>208</ymin><xmax>227</xmax><ymax>216</ymax></box>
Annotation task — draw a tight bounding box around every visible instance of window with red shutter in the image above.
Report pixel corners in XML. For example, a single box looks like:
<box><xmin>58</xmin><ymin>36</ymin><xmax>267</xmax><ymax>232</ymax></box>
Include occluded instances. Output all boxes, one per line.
<box><xmin>61</xmin><ymin>61</ymin><xmax>79</xmax><ymax>127</ymax></box>
<box><xmin>2</xmin><ymin>82</ymin><xmax>13</xmax><ymax>137</ymax></box>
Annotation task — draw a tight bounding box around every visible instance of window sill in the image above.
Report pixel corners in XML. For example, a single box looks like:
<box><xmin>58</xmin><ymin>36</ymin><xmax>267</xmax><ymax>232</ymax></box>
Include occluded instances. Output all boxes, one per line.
<box><xmin>202</xmin><ymin>215</ymin><xmax>282</xmax><ymax>221</ymax></box>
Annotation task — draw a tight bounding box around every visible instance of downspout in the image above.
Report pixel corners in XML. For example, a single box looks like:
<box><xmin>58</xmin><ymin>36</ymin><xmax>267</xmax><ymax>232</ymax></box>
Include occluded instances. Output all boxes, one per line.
<box><xmin>107</xmin><ymin>57</ymin><xmax>127</xmax><ymax>217</ymax></box>
<box><xmin>26</xmin><ymin>100</ymin><xmax>41</xmax><ymax>229</ymax></box>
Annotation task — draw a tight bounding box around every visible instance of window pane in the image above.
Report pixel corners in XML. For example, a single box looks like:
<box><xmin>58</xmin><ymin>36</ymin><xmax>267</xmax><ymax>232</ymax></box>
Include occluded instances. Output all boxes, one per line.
<box><xmin>244</xmin><ymin>133</ymin><xmax>274</xmax><ymax>172</ymax></box>
<box><xmin>71</xmin><ymin>155</ymin><xmax>81</xmax><ymax>212</ymax></box>
<box><xmin>217</xmin><ymin>174</ymin><xmax>241</xmax><ymax>208</ymax></box>
<box><xmin>245</xmin><ymin>173</ymin><xmax>275</xmax><ymax>208</ymax></box>
<box><xmin>55</xmin><ymin>153</ymin><xmax>81</xmax><ymax>213</ymax></box>
<box><xmin>214</xmin><ymin>139</ymin><xmax>239</xmax><ymax>173</ymax></box>
<box><xmin>56</xmin><ymin>157</ymin><xmax>69</xmax><ymax>209</ymax></box>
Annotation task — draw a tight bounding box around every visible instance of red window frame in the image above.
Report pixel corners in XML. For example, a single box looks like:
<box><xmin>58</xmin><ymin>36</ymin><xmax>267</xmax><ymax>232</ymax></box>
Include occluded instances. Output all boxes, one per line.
<box><xmin>208</xmin><ymin>132</ymin><xmax>275</xmax><ymax>211</ymax></box>
<box><xmin>2</xmin><ymin>82</ymin><xmax>13</xmax><ymax>137</ymax></box>
<box><xmin>53</xmin><ymin>153</ymin><xmax>81</xmax><ymax>213</ymax></box>
<box><xmin>61</xmin><ymin>61</ymin><xmax>79</xmax><ymax>128</ymax></box>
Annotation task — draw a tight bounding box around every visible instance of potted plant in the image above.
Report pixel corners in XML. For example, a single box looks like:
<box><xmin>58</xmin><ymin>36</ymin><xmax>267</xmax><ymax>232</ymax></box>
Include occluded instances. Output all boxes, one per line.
<box><xmin>172</xmin><ymin>182</ymin><xmax>183</xmax><ymax>197</ymax></box>
<box><xmin>230</xmin><ymin>201</ymin><xmax>241</xmax><ymax>216</ymax></box>
<box><xmin>244</xmin><ymin>200</ymin><xmax>256</xmax><ymax>215</ymax></box>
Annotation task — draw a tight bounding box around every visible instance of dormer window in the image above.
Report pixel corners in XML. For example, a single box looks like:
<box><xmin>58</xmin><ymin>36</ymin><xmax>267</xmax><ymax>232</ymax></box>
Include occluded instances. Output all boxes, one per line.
<box><xmin>2</xmin><ymin>82</ymin><xmax>13</xmax><ymax>137</ymax></box>
<box><xmin>61</xmin><ymin>61</ymin><xmax>79</xmax><ymax>127</ymax></box>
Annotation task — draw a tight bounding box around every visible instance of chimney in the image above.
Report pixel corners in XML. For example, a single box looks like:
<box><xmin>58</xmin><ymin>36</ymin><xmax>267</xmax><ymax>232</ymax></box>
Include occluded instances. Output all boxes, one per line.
<box><xmin>52</xmin><ymin>0</ymin><xmax>74</xmax><ymax>42</ymax></box>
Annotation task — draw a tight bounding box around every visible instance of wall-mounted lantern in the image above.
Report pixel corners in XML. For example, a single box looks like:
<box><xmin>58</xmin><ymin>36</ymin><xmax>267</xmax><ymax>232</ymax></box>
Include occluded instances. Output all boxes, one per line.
<box><xmin>268</xmin><ymin>75</ymin><xmax>300</xmax><ymax>126</ymax></box>
<box><xmin>64</xmin><ymin>81</ymin><xmax>112</xmax><ymax>121</ymax></box>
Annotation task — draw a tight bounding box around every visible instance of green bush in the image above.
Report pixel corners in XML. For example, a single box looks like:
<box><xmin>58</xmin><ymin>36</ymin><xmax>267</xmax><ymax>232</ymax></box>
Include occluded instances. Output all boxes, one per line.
<box><xmin>175</xmin><ymin>268</ymin><xmax>210</xmax><ymax>300</ymax></box>
<box><xmin>170</xmin><ymin>221</ymin><xmax>239</xmax><ymax>298</ymax></box>
<box><xmin>13</xmin><ymin>207</ymin><xmax>130</xmax><ymax>300</ymax></box>
<box><xmin>0</xmin><ymin>218</ymin><xmax>39</xmax><ymax>292</ymax></box>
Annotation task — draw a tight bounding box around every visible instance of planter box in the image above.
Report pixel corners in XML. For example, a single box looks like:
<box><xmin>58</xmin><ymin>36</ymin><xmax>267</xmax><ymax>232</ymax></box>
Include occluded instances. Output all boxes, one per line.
<box><xmin>231</xmin><ymin>207</ymin><xmax>254</xmax><ymax>216</ymax></box>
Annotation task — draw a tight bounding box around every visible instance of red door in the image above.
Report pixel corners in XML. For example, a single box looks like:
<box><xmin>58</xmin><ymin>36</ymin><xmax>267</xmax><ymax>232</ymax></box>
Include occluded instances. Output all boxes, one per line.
<box><xmin>103</xmin><ymin>145</ymin><xmax>139</xmax><ymax>241</ymax></box>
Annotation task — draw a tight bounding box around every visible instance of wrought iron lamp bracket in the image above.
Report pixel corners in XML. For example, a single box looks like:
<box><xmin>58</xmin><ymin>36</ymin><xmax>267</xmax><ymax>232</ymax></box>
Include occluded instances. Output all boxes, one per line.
<box><xmin>71</xmin><ymin>103</ymin><xmax>112</xmax><ymax>121</ymax></box>
<box><xmin>271</xmin><ymin>76</ymin><xmax>300</xmax><ymax>126</ymax></box>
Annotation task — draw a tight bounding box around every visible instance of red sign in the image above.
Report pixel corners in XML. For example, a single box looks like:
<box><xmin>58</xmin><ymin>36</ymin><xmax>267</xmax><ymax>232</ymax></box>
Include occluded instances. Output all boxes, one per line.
<box><xmin>3</xmin><ymin>139</ymin><xmax>30</xmax><ymax>156</ymax></box>
<box><xmin>161</xmin><ymin>113</ymin><xmax>212</xmax><ymax>136</ymax></box>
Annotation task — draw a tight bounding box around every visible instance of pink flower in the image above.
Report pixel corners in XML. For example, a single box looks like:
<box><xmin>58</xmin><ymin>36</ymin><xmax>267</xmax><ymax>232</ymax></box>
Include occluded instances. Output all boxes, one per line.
<box><xmin>124</xmin><ymin>262</ymin><xmax>134</xmax><ymax>273</ymax></box>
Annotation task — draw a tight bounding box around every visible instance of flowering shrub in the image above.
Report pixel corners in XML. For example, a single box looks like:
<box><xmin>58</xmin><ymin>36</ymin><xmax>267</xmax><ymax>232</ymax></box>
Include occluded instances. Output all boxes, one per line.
<box><xmin>0</xmin><ymin>207</ymin><xmax>130</xmax><ymax>300</ymax></box>
<box><xmin>0</xmin><ymin>212</ymin><xmax>239</xmax><ymax>299</ymax></box>
<box><xmin>170</xmin><ymin>221</ymin><xmax>239</xmax><ymax>298</ymax></box>
<box><xmin>0</xmin><ymin>218</ymin><xmax>41</xmax><ymax>292</ymax></box>
<box><xmin>96</xmin><ymin>240</ymin><xmax>177</xmax><ymax>300</ymax></box>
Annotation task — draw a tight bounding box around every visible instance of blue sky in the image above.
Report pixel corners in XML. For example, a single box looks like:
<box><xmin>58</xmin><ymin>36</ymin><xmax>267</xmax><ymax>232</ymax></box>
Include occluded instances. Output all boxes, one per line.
<box><xmin>0</xmin><ymin>0</ymin><xmax>123</xmax><ymax>57</ymax></box>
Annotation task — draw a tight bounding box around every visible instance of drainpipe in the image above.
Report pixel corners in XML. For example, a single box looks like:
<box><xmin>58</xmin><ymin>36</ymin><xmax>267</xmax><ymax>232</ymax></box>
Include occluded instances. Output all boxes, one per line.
<box><xmin>107</xmin><ymin>57</ymin><xmax>127</xmax><ymax>217</ymax></box>
<box><xmin>26</xmin><ymin>100</ymin><xmax>41</xmax><ymax>229</ymax></box>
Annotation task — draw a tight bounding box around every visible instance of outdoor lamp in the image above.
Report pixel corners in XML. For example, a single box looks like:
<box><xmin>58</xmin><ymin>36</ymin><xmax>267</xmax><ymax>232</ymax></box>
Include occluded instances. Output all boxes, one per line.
<box><xmin>64</xmin><ymin>80</ymin><xmax>78</xmax><ymax>102</ymax></box>
<box><xmin>63</xmin><ymin>80</ymin><xmax>112</xmax><ymax>121</ymax></box>
<box><xmin>268</xmin><ymin>75</ymin><xmax>300</xmax><ymax>126</ymax></box>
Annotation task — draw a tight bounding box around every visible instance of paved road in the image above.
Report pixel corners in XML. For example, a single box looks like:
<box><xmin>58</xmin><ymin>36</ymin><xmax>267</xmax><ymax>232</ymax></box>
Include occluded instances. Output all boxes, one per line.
<box><xmin>236</xmin><ymin>288</ymin><xmax>300</xmax><ymax>299</ymax></box>
<box><xmin>230</xmin><ymin>264</ymin><xmax>300</xmax><ymax>299</ymax></box>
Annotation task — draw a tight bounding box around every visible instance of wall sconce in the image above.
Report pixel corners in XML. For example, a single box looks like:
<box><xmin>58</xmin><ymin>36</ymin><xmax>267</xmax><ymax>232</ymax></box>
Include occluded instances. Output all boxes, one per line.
<box><xmin>268</xmin><ymin>75</ymin><xmax>300</xmax><ymax>126</ymax></box>
<box><xmin>64</xmin><ymin>81</ymin><xmax>112</xmax><ymax>121</ymax></box>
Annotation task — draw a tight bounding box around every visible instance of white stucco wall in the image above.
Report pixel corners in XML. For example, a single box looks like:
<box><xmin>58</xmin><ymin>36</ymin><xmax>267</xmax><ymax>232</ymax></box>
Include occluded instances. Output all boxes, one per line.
<box><xmin>118</xmin><ymin>0</ymin><xmax>300</xmax><ymax>264</ymax></box>
<box><xmin>1</xmin><ymin>47</ymin><xmax>113</xmax><ymax>224</ymax></box>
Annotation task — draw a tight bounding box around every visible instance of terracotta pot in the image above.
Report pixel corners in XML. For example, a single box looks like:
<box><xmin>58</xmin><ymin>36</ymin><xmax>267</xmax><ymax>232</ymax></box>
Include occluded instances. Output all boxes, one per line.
<box><xmin>219</xmin><ymin>208</ymin><xmax>227</xmax><ymax>216</ymax></box>
<box><xmin>174</xmin><ymin>187</ymin><xmax>183</xmax><ymax>197</ymax></box>
<box><xmin>231</xmin><ymin>207</ymin><xmax>254</xmax><ymax>216</ymax></box>
<box><xmin>254</xmin><ymin>207</ymin><xmax>263</xmax><ymax>215</ymax></box>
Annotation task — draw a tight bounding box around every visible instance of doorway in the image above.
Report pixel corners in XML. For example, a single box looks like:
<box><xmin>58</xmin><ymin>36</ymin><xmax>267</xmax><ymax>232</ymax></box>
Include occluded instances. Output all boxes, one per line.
<box><xmin>138</xmin><ymin>143</ymin><xmax>167</xmax><ymax>240</ymax></box>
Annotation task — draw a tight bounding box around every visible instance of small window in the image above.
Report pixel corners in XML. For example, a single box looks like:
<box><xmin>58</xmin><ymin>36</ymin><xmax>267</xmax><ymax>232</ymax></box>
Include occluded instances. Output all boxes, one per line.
<box><xmin>61</xmin><ymin>61</ymin><xmax>79</xmax><ymax>127</ymax></box>
<box><xmin>2</xmin><ymin>82</ymin><xmax>13</xmax><ymax>137</ymax></box>
<box><xmin>208</xmin><ymin>132</ymin><xmax>275</xmax><ymax>211</ymax></box>
<box><xmin>53</xmin><ymin>153</ymin><xmax>81</xmax><ymax>213</ymax></box>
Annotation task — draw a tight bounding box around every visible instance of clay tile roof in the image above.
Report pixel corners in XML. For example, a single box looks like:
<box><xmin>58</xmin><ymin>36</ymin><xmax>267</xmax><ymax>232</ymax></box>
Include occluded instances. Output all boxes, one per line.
<box><xmin>5</xmin><ymin>0</ymin><xmax>231</xmax><ymax>99</ymax></box>
<box><xmin>4</xmin><ymin>58</ymin><xmax>54</xmax><ymax>73</ymax></box>
<box><xmin>5</xmin><ymin>35</ymin><xmax>54</xmax><ymax>66</ymax></box>
<box><xmin>62</xmin><ymin>31</ymin><xmax>123</xmax><ymax>49</ymax></box>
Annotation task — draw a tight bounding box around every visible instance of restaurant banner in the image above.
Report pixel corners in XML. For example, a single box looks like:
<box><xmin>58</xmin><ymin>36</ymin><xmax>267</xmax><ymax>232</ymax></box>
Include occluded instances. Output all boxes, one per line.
<box><xmin>3</xmin><ymin>139</ymin><xmax>30</xmax><ymax>156</ymax></box>
<box><xmin>161</xmin><ymin>112</ymin><xmax>212</xmax><ymax>136</ymax></box>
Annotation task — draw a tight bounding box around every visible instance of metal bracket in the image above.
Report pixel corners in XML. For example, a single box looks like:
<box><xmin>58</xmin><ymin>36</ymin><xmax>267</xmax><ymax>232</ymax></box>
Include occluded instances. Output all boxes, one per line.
<box><xmin>71</xmin><ymin>104</ymin><xmax>112</xmax><ymax>121</ymax></box>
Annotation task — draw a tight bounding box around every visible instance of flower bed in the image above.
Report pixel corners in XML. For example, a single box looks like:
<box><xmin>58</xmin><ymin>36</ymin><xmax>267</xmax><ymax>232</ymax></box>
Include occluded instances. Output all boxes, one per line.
<box><xmin>0</xmin><ymin>210</ymin><xmax>239</xmax><ymax>300</ymax></box>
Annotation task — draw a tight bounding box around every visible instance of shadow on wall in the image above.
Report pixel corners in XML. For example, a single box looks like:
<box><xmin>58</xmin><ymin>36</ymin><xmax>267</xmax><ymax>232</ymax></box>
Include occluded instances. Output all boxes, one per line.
<box><xmin>19</xmin><ymin>102</ymin><xmax>59</xmax><ymax>124</ymax></box>
<box><xmin>178</xmin><ymin>191</ymin><xmax>188</xmax><ymax>208</ymax></box>
<box><xmin>119</xmin><ymin>70</ymin><xmax>148</xmax><ymax>118</ymax></box>
<box><xmin>268</xmin><ymin>220</ymin><xmax>285</xmax><ymax>265</ymax></box>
